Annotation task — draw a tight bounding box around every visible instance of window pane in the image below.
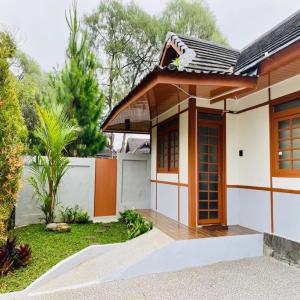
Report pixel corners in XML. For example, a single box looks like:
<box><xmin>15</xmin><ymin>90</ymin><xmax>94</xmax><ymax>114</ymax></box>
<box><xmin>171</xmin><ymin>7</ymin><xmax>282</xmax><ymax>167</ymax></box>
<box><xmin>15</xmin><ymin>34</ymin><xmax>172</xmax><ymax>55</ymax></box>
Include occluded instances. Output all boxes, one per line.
<box><xmin>209</xmin><ymin>173</ymin><xmax>218</xmax><ymax>181</ymax></box>
<box><xmin>209</xmin><ymin>146</ymin><xmax>217</xmax><ymax>154</ymax></box>
<box><xmin>209</xmin><ymin>128</ymin><xmax>218</xmax><ymax>136</ymax></box>
<box><xmin>210</xmin><ymin>211</ymin><xmax>218</xmax><ymax>219</ymax></box>
<box><xmin>294</xmin><ymin>139</ymin><xmax>300</xmax><ymax>148</ymax></box>
<box><xmin>199</xmin><ymin>145</ymin><xmax>208</xmax><ymax>153</ymax></box>
<box><xmin>292</xmin><ymin>128</ymin><xmax>300</xmax><ymax>138</ymax></box>
<box><xmin>292</xmin><ymin>117</ymin><xmax>300</xmax><ymax>127</ymax></box>
<box><xmin>278</xmin><ymin>120</ymin><xmax>289</xmax><ymax>129</ymax></box>
<box><xmin>209</xmin><ymin>137</ymin><xmax>218</xmax><ymax>145</ymax></box>
<box><xmin>279</xmin><ymin>130</ymin><xmax>290</xmax><ymax>139</ymax></box>
<box><xmin>199</xmin><ymin>127</ymin><xmax>208</xmax><ymax>135</ymax></box>
<box><xmin>200</xmin><ymin>164</ymin><xmax>208</xmax><ymax>172</ymax></box>
<box><xmin>199</xmin><ymin>202</ymin><xmax>208</xmax><ymax>209</ymax></box>
<box><xmin>199</xmin><ymin>192</ymin><xmax>208</xmax><ymax>200</ymax></box>
<box><xmin>209</xmin><ymin>164</ymin><xmax>218</xmax><ymax>172</ymax></box>
<box><xmin>199</xmin><ymin>211</ymin><xmax>208</xmax><ymax>219</ymax></box>
<box><xmin>210</xmin><ymin>202</ymin><xmax>218</xmax><ymax>209</ymax></box>
<box><xmin>293</xmin><ymin>160</ymin><xmax>300</xmax><ymax>169</ymax></box>
<box><xmin>199</xmin><ymin>154</ymin><xmax>209</xmax><ymax>163</ymax></box>
<box><xmin>279</xmin><ymin>160</ymin><xmax>291</xmax><ymax>169</ymax></box>
<box><xmin>274</xmin><ymin>98</ymin><xmax>300</xmax><ymax>112</ymax></box>
<box><xmin>210</xmin><ymin>192</ymin><xmax>218</xmax><ymax>200</ymax></box>
<box><xmin>210</xmin><ymin>183</ymin><xmax>218</xmax><ymax>191</ymax></box>
<box><xmin>293</xmin><ymin>150</ymin><xmax>300</xmax><ymax>159</ymax></box>
<box><xmin>210</xmin><ymin>154</ymin><xmax>217</xmax><ymax>163</ymax></box>
<box><xmin>199</xmin><ymin>182</ymin><xmax>208</xmax><ymax>190</ymax></box>
<box><xmin>199</xmin><ymin>173</ymin><xmax>208</xmax><ymax>181</ymax></box>
<box><xmin>278</xmin><ymin>150</ymin><xmax>291</xmax><ymax>159</ymax></box>
<box><xmin>198</xmin><ymin>112</ymin><xmax>222</xmax><ymax>121</ymax></box>
<box><xmin>279</xmin><ymin>139</ymin><xmax>291</xmax><ymax>149</ymax></box>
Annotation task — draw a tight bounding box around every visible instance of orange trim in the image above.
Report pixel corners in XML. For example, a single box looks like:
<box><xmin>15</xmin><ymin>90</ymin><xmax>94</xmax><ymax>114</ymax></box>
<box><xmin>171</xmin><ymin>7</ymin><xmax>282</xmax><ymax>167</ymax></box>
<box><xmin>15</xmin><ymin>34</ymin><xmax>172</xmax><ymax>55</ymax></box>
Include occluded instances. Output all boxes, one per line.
<box><xmin>151</xmin><ymin>179</ymin><xmax>188</xmax><ymax>187</ymax></box>
<box><xmin>227</xmin><ymin>184</ymin><xmax>300</xmax><ymax>195</ymax></box>
<box><xmin>268</xmin><ymin>83</ymin><xmax>274</xmax><ymax>233</ymax></box>
<box><xmin>188</xmin><ymin>97</ymin><xmax>197</xmax><ymax>227</ymax></box>
<box><xmin>259</xmin><ymin>40</ymin><xmax>300</xmax><ymax>75</ymax></box>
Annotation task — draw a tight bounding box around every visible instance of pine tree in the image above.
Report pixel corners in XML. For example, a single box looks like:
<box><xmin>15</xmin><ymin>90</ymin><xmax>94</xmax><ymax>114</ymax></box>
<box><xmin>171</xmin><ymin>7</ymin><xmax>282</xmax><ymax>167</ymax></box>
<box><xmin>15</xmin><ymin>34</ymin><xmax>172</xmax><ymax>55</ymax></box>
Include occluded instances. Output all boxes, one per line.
<box><xmin>54</xmin><ymin>2</ymin><xmax>106</xmax><ymax>157</ymax></box>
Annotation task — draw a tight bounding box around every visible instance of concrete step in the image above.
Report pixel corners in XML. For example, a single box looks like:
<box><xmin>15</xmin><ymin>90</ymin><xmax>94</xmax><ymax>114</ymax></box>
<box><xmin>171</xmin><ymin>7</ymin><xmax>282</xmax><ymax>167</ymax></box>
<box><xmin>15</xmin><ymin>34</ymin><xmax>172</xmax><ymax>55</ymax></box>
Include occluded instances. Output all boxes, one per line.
<box><xmin>28</xmin><ymin>228</ymin><xmax>173</xmax><ymax>296</ymax></box>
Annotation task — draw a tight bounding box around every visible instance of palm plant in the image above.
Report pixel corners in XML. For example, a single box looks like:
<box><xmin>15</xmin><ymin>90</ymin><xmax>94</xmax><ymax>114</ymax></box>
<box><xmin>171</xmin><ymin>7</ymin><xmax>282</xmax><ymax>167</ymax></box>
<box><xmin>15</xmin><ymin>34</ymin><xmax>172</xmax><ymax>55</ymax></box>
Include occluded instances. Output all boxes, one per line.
<box><xmin>28</xmin><ymin>103</ymin><xmax>79</xmax><ymax>223</ymax></box>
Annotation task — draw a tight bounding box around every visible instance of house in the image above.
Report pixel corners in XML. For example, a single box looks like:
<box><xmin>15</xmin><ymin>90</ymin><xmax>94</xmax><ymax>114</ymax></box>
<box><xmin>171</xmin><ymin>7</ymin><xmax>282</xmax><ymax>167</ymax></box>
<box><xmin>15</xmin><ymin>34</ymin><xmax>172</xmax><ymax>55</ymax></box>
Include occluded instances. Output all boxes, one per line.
<box><xmin>125</xmin><ymin>138</ymin><xmax>150</xmax><ymax>154</ymax></box>
<box><xmin>102</xmin><ymin>10</ymin><xmax>300</xmax><ymax>244</ymax></box>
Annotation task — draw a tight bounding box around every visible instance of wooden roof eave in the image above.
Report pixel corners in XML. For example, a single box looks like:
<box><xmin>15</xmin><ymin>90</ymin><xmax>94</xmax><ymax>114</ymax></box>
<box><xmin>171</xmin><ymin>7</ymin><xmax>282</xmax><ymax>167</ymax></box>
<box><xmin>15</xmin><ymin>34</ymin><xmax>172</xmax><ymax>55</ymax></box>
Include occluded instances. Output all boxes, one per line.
<box><xmin>101</xmin><ymin>69</ymin><xmax>258</xmax><ymax>132</ymax></box>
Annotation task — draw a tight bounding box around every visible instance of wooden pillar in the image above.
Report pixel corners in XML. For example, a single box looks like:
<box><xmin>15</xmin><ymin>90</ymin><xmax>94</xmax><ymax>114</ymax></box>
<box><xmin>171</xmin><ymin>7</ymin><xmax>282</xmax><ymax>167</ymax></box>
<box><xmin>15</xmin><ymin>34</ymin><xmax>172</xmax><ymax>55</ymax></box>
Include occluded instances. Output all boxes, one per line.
<box><xmin>188</xmin><ymin>97</ymin><xmax>197</xmax><ymax>227</ymax></box>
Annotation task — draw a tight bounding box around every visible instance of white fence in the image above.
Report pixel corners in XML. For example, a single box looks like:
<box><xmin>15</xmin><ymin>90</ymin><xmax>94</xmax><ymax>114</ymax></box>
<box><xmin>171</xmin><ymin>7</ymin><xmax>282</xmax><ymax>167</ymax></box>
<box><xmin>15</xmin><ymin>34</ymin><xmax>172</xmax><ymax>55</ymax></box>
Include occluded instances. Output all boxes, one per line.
<box><xmin>16</xmin><ymin>157</ymin><xmax>96</xmax><ymax>226</ymax></box>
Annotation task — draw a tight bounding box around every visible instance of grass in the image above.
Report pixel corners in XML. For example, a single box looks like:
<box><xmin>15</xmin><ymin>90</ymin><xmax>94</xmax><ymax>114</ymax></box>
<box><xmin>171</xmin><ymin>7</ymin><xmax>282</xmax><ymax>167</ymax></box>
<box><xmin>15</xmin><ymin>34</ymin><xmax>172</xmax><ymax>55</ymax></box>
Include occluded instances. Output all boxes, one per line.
<box><xmin>0</xmin><ymin>222</ymin><xmax>128</xmax><ymax>294</ymax></box>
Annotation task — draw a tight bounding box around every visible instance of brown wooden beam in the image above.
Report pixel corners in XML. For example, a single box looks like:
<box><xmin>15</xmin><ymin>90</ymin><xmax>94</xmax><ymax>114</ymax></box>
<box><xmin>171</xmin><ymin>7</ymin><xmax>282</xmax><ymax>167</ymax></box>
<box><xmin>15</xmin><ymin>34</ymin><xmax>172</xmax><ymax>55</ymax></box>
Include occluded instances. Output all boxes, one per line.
<box><xmin>259</xmin><ymin>40</ymin><xmax>300</xmax><ymax>75</ymax></box>
<box><xmin>210</xmin><ymin>87</ymin><xmax>254</xmax><ymax>104</ymax></box>
<box><xmin>188</xmin><ymin>96</ymin><xmax>197</xmax><ymax>227</ymax></box>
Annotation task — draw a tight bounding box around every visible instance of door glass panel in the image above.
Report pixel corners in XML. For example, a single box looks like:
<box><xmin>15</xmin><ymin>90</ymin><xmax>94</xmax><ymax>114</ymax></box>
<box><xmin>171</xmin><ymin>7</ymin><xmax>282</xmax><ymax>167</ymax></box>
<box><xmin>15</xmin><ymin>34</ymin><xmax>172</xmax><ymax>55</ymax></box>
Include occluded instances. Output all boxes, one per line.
<box><xmin>292</xmin><ymin>128</ymin><xmax>300</xmax><ymax>138</ymax></box>
<box><xmin>198</xmin><ymin>122</ymin><xmax>222</xmax><ymax>224</ymax></box>
<box><xmin>278</xmin><ymin>120</ymin><xmax>289</xmax><ymax>129</ymax></box>
<box><xmin>279</xmin><ymin>160</ymin><xmax>291</xmax><ymax>169</ymax></box>
<box><xmin>279</xmin><ymin>130</ymin><xmax>290</xmax><ymax>139</ymax></box>
<box><xmin>294</xmin><ymin>139</ymin><xmax>300</xmax><ymax>148</ymax></box>
<box><xmin>279</xmin><ymin>139</ymin><xmax>290</xmax><ymax>149</ymax></box>
<box><xmin>210</xmin><ymin>202</ymin><xmax>218</xmax><ymax>209</ymax></box>
<box><xmin>210</xmin><ymin>211</ymin><xmax>218</xmax><ymax>219</ymax></box>
<box><xmin>292</xmin><ymin>117</ymin><xmax>300</xmax><ymax>127</ymax></box>
<box><xmin>199</xmin><ymin>202</ymin><xmax>208</xmax><ymax>209</ymax></box>
<box><xmin>293</xmin><ymin>160</ymin><xmax>300</xmax><ymax>169</ymax></box>
<box><xmin>293</xmin><ymin>150</ymin><xmax>300</xmax><ymax>159</ymax></box>
<box><xmin>278</xmin><ymin>150</ymin><xmax>290</xmax><ymax>159</ymax></box>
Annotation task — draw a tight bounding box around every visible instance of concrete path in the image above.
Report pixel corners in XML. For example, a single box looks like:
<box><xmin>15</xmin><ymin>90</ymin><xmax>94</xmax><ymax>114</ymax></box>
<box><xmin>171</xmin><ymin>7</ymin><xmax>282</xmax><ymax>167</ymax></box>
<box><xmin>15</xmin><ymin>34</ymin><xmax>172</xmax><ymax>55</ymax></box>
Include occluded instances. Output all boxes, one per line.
<box><xmin>29</xmin><ymin>228</ymin><xmax>173</xmax><ymax>295</ymax></box>
<box><xmin>26</xmin><ymin>257</ymin><xmax>300</xmax><ymax>300</ymax></box>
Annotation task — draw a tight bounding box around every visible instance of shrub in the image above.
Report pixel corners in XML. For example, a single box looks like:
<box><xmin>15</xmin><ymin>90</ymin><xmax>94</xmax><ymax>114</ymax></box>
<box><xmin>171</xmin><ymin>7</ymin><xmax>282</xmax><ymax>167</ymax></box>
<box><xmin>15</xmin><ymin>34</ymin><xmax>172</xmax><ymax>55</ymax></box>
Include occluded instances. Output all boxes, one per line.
<box><xmin>119</xmin><ymin>210</ymin><xmax>153</xmax><ymax>239</ymax></box>
<box><xmin>60</xmin><ymin>205</ymin><xmax>90</xmax><ymax>224</ymax></box>
<box><xmin>28</xmin><ymin>104</ymin><xmax>79</xmax><ymax>224</ymax></box>
<box><xmin>0</xmin><ymin>32</ymin><xmax>27</xmax><ymax>243</ymax></box>
<box><xmin>0</xmin><ymin>236</ymin><xmax>31</xmax><ymax>276</ymax></box>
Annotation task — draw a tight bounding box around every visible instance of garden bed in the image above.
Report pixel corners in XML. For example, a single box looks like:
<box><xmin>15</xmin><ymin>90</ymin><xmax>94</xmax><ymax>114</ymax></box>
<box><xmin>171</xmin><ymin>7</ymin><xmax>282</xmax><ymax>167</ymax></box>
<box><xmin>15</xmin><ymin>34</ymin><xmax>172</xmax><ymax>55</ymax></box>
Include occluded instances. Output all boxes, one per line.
<box><xmin>0</xmin><ymin>222</ymin><xmax>128</xmax><ymax>293</ymax></box>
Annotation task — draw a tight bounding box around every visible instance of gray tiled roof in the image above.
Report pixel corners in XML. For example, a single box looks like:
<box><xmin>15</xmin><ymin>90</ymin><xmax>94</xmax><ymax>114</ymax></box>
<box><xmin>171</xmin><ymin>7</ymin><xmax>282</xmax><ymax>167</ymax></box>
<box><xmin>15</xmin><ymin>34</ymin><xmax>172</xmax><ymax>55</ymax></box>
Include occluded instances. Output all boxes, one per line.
<box><xmin>166</xmin><ymin>10</ymin><xmax>300</xmax><ymax>76</ymax></box>
<box><xmin>168</xmin><ymin>33</ymin><xmax>240</xmax><ymax>74</ymax></box>
<box><xmin>234</xmin><ymin>9</ymin><xmax>300</xmax><ymax>74</ymax></box>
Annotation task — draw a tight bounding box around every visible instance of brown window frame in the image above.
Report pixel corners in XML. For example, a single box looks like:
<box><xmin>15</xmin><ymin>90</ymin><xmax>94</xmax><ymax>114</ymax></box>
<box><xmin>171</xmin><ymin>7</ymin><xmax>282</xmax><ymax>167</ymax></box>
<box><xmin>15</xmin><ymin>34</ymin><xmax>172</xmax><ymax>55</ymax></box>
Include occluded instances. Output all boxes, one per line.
<box><xmin>271</xmin><ymin>92</ymin><xmax>300</xmax><ymax>177</ymax></box>
<box><xmin>157</xmin><ymin>116</ymin><xmax>179</xmax><ymax>173</ymax></box>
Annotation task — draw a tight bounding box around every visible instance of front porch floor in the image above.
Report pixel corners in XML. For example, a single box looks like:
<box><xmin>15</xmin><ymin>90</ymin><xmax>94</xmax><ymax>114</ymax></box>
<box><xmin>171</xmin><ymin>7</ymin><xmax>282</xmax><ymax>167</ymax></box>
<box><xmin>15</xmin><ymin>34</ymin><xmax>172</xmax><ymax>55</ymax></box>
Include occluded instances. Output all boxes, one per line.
<box><xmin>140</xmin><ymin>209</ymin><xmax>259</xmax><ymax>240</ymax></box>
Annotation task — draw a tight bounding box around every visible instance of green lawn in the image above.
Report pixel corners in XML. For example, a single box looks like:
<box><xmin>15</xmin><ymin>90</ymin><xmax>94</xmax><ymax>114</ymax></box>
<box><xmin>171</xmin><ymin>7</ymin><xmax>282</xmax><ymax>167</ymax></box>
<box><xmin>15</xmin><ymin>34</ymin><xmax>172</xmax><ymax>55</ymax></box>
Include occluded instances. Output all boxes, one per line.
<box><xmin>0</xmin><ymin>222</ymin><xmax>128</xmax><ymax>294</ymax></box>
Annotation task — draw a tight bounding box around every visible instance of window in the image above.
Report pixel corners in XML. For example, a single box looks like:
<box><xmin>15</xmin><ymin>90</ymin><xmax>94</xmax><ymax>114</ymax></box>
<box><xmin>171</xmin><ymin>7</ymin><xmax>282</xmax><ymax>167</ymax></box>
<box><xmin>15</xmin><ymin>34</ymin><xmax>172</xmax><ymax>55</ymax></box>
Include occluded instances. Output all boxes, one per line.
<box><xmin>157</xmin><ymin>117</ymin><xmax>179</xmax><ymax>173</ymax></box>
<box><xmin>272</xmin><ymin>96</ymin><xmax>300</xmax><ymax>177</ymax></box>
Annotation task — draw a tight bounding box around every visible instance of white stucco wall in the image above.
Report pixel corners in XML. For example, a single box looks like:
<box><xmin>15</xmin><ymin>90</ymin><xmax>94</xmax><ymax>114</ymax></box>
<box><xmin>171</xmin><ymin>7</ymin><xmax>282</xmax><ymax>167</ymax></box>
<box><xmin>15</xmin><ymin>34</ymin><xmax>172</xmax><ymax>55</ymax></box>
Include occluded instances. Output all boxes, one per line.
<box><xmin>179</xmin><ymin>111</ymin><xmax>188</xmax><ymax>184</ymax></box>
<box><xmin>16</xmin><ymin>157</ymin><xmax>96</xmax><ymax>226</ymax></box>
<box><xmin>116</xmin><ymin>153</ymin><xmax>151</xmax><ymax>212</ymax></box>
<box><xmin>157</xmin><ymin>183</ymin><xmax>178</xmax><ymax>221</ymax></box>
<box><xmin>273</xmin><ymin>192</ymin><xmax>300</xmax><ymax>242</ymax></box>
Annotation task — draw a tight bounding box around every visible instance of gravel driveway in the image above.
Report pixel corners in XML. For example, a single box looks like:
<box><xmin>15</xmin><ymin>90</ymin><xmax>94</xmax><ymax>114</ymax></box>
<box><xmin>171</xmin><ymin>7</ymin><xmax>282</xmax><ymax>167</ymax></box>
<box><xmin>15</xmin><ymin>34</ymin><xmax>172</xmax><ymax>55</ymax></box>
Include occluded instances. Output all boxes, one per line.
<box><xmin>28</xmin><ymin>257</ymin><xmax>300</xmax><ymax>300</ymax></box>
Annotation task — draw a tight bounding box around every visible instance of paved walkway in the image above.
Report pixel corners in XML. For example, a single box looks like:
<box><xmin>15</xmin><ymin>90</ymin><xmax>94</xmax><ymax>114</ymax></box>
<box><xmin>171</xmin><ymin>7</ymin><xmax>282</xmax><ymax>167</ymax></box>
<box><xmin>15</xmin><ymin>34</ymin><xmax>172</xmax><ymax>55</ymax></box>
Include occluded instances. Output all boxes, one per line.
<box><xmin>27</xmin><ymin>257</ymin><xmax>300</xmax><ymax>300</ymax></box>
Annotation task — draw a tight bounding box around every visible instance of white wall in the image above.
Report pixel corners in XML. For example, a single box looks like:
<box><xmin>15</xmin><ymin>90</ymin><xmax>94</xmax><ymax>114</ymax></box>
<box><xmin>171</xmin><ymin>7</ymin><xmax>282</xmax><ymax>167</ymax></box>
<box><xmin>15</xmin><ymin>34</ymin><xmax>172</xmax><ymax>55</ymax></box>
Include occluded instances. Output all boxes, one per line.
<box><xmin>273</xmin><ymin>192</ymin><xmax>300</xmax><ymax>242</ymax></box>
<box><xmin>179</xmin><ymin>111</ymin><xmax>188</xmax><ymax>184</ymax></box>
<box><xmin>116</xmin><ymin>153</ymin><xmax>151</xmax><ymax>212</ymax></box>
<box><xmin>16</xmin><ymin>157</ymin><xmax>95</xmax><ymax>226</ymax></box>
<box><xmin>157</xmin><ymin>183</ymin><xmax>178</xmax><ymax>221</ymax></box>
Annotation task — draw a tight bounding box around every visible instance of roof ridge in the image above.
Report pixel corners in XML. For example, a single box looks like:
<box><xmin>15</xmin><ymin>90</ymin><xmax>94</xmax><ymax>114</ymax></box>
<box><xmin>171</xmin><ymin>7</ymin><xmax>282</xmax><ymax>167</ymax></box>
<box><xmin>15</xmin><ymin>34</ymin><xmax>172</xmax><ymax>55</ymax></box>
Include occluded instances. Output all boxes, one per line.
<box><xmin>174</xmin><ymin>32</ymin><xmax>240</xmax><ymax>53</ymax></box>
<box><xmin>240</xmin><ymin>9</ymin><xmax>300</xmax><ymax>52</ymax></box>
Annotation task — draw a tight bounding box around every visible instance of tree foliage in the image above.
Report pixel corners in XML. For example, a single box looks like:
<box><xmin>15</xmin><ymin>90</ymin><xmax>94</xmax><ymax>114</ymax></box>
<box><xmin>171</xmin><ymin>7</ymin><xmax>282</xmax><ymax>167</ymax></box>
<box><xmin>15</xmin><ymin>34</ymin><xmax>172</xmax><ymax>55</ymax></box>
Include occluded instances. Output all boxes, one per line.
<box><xmin>14</xmin><ymin>50</ymin><xmax>50</xmax><ymax>151</ymax></box>
<box><xmin>0</xmin><ymin>32</ymin><xmax>27</xmax><ymax>243</ymax></box>
<box><xmin>161</xmin><ymin>0</ymin><xmax>228</xmax><ymax>45</ymax></box>
<box><xmin>28</xmin><ymin>103</ymin><xmax>79</xmax><ymax>224</ymax></box>
<box><xmin>53</xmin><ymin>3</ymin><xmax>106</xmax><ymax>157</ymax></box>
<box><xmin>84</xmin><ymin>0</ymin><xmax>228</xmax><ymax>151</ymax></box>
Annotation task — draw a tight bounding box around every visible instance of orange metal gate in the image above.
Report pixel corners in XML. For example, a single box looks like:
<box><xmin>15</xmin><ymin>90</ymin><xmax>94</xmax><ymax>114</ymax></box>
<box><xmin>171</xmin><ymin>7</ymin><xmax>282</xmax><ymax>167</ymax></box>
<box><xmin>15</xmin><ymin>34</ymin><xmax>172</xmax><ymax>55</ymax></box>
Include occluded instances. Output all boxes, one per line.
<box><xmin>94</xmin><ymin>158</ymin><xmax>117</xmax><ymax>217</ymax></box>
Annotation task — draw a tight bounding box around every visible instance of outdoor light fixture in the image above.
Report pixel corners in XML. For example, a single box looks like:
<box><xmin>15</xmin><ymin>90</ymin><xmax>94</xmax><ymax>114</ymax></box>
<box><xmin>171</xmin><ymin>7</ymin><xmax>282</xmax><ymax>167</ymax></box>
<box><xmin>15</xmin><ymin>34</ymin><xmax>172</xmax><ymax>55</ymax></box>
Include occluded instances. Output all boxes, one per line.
<box><xmin>125</xmin><ymin>119</ymin><xmax>131</xmax><ymax>130</ymax></box>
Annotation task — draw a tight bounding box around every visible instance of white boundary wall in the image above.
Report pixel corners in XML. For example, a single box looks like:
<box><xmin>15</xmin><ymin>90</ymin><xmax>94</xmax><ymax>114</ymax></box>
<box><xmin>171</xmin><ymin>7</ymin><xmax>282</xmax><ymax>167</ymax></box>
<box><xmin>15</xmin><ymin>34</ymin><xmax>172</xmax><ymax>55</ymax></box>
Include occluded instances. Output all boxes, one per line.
<box><xmin>16</xmin><ymin>156</ymin><xmax>96</xmax><ymax>226</ymax></box>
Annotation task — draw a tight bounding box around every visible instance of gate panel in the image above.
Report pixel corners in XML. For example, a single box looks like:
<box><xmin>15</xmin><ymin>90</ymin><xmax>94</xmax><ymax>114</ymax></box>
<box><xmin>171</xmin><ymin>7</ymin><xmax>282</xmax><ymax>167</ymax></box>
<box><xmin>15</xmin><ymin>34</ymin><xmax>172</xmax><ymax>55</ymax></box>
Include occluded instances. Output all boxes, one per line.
<box><xmin>94</xmin><ymin>158</ymin><xmax>117</xmax><ymax>216</ymax></box>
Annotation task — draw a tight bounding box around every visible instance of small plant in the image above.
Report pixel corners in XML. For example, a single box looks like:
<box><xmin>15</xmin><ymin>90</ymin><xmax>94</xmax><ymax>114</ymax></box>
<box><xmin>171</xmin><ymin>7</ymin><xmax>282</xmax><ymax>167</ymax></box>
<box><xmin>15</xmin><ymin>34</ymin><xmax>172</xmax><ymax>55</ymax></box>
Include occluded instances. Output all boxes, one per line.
<box><xmin>119</xmin><ymin>210</ymin><xmax>153</xmax><ymax>239</ymax></box>
<box><xmin>76</xmin><ymin>210</ymin><xmax>90</xmax><ymax>224</ymax></box>
<box><xmin>60</xmin><ymin>205</ymin><xmax>90</xmax><ymax>224</ymax></box>
<box><xmin>60</xmin><ymin>206</ymin><xmax>77</xmax><ymax>223</ymax></box>
<box><xmin>0</xmin><ymin>236</ymin><xmax>31</xmax><ymax>276</ymax></box>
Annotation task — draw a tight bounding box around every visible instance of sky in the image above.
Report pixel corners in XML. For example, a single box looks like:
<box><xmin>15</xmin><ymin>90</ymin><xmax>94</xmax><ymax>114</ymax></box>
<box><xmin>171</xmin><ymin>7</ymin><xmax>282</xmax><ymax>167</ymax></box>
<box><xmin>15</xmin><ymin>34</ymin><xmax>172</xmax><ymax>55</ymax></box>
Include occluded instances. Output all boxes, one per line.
<box><xmin>0</xmin><ymin>0</ymin><xmax>299</xmax><ymax>149</ymax></box>
<box><xmin>0</xmin><ymin>0</ymin><xmax>299</xmax><ymax>71</ymax></box>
